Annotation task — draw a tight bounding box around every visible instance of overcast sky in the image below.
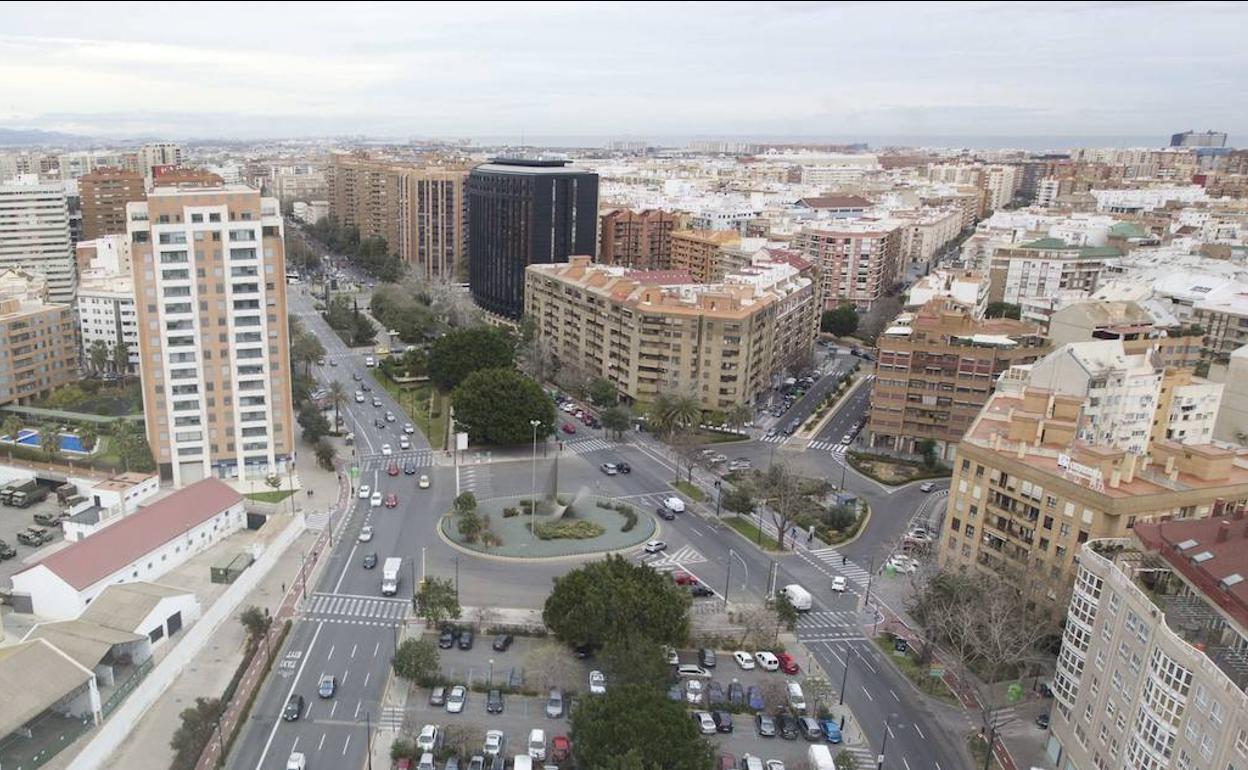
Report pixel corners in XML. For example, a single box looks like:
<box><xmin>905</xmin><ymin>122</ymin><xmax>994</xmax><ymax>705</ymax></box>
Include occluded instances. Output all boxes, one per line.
<box><xmin>1</xmin><ymin>1</ymin><xmax>1244</xmax><ymax>144</ymax></box>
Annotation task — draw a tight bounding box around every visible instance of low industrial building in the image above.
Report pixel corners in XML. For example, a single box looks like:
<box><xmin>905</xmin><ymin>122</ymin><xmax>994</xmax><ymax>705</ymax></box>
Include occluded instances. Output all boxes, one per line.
<box><xmin>11</xmin><ymin>478</ymin><xmax>244</xmax><ymax>619</ymax></box>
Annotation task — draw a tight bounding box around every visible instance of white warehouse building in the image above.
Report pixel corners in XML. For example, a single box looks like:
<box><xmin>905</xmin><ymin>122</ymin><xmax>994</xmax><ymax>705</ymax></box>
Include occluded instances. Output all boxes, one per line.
<box><xmin>11</xmin><ymin>478</ymin><xmax>244</xmax><ymax>619</ymax></box>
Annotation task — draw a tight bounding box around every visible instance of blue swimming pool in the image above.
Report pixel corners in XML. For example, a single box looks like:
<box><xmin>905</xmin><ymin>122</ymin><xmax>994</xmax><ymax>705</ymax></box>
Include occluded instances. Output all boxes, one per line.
<box><xmin>3</xmin><ymin>429</ymin><xmax>90</xmax><ymax>454</ymax></box>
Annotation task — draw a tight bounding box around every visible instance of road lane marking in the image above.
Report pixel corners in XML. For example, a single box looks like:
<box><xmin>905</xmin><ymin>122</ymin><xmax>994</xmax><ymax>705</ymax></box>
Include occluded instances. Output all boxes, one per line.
<box><xmin>891</xmin><ymin>688</ymin><xmax>900</xmax><ymax>701</ymax></box>
<box><xmin>318</xmin><ymin>733</ymin><xmax>326</xmax><ymax>751</ymax></box>
<box><xmin>903</xmin><ymin>757</ymin><xmax>911</xmax><ymax>770</ymax></box>
<box><xmin>373</xmin><ymin>641</ymin><xmax>379</xmax><ymax>657</ymax></box>
<box><xmin>327</xmin><ymin>645</ymin><xmax>335</xmax><ymax>661</ymax></box>
<box><xmin>254</xmin><ymin>622</ymin><xmax>324</xmax><ymax>770</ymax></box>
<box><xmin>342</xmin><ymin>668</ymin><xmax>349</xmax><ymax>686</ymax></box>
<box><xmin>342</xmin><ymin>733</ymin><xmax>351</xmax><ymax>756</ymax></box>
<box><xmin>915</xmin><ymin>724</ymin><xmax>925</xmax><ymax>740</ymax></box>
<box><xmin>332</xmin><ymin>544</ymin><xmax>359</xmax><ymax>593</ymax></box>
<box><xmin>354</xmin><ymin>700</ymin><xmax>362</xmax><ymax>719</ymax></box>
<box><xmin>351</xmin><ymin>643</ymin><xmax>357</xmax><ymax>659</ymax></box>
<box><xmin>364</xmin><ymin>671</ymin><xmax>371</xmax><ymax>687</ymax></box>
<box><xmin>330</xmin><ymin>701</ymin><xmax>338</xmax><ymax>719</ymax></box>
<box><xmin>861</xmin><ymin>685</ymin><xmax>873</xmax><ymax>701</ymax></box>
<box><xmin>887</xmin><ymin>723</ymin><xmax>895</xmax><ymax>739</ymax></box>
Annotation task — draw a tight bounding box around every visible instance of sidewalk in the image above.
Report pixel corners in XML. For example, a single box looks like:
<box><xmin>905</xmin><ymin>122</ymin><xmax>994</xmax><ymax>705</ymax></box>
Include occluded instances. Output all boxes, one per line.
<box><xmin>89</xmin><ymin>443</ymin><xmax>349</xmax><ymax>770</ymax></box>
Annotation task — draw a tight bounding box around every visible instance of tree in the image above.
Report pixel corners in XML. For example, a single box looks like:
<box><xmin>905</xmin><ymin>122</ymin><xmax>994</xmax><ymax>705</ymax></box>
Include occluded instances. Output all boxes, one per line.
<box><xmin>297</xmin><ymin>402</ymin><xmax>331</xmax><ymax>443</ymax></box>
<box><xmin>724</xmin><ymin>403</ymin><xmax>753</xmax><ymax>431</ymax></box>
<box><xmin>453</xmin><ymin>492</ymin><xmax>477</xmax><ymax>516</ymax></box>
<box><xmin>649</xmin><ymin>393</ymin><xmax>701</xmax><ymax>438</ymax></box>
<box><xmin>392</xmin><ymin>638</ymin><xmax>441</xmax><ymax>684</ymax></box>
<box><xmin>291</xmin><ymin>327</ymin><xmax>326</xmax><ymax>376</ymax></box>
<box><xmin>78</xmin><ymin>423</ymin><xmax>99</xmax><ymax>452</ymax></box>
<box><xmin>570</xmin><ymin>684</ymin><xmax>714</xmax><ymax>770</ymax></box>
<box><xmin>984</xmin><ymin>301</ymin><xmax>1021</xmax><ymax>320</ymax></box>
<box><xmin>525</xmin><ymin>641</ymin><xmax>582</xmax><ymax>692</ymax></box>
<box><xmin>587</xmin><ymin>378</ymin><xmax>618</xmax><ymax>408</ymax></box>
<box><xmin>600</xmin><ymin>633</ymin><xmax>672</xmax><ymax>690</ymax></box>
<box><xmin>452</xmin><ymin>368</ymin><xmax>555</xmax><ymax>446</ymax></box>
<box><xmin>88</xmin><ymin>339</ymin><xmax>110</xmax><ymax>374</ymax></box>
<box><xmin>721</xmin><ymin>486</ymin><xmax>756</xmax><ymax>517</ymax></box>
<box><xmin>239</xmin><ymin>605</ymin><xmax>271</xmax><ymax>640</ymax></box>
<box><xmin>916</xmin><ymin>438</ymin><xmax>939</xmax><ymax>469</ymax></box>
<box><xmin>821</xmin><ymin>303</ymin><xmax>859</xmax><ymax>337</ymax></box>
<box><xmin>599</xmin><ymin>405</ymin><xmax>631</xmax><ymax>441</ymax></box>
<box><xmin>428</xmin><ymin>327</ymin><xmax>516</xmax><ymax>391</ymax></box>
<box><xmin>457</xmin><ymin>507</ymin><xmax>485</xmax><ymax>543</ymax></box>
<box><xmin>41</xmin><ymin>428</ymin><xmax>60</xmax><ymax>460</ymax></box>
<box><xmin>758</xmin><ymin>462</ymin><xmax>802</xmax><ymax>550</ymax></box>
<box><xmin>670</xmin><ymin>432</ymin><xmax>703</xmax><ymax>484</ymax></box>
<box><xmin>771</xmin><ymin>593</ymin><xmax>799</xmax><ymax>641</ymax></box>
<box><xmin>168</xmin><ymin>696</ymin><xmax>224</xmax><ymax>770</ymax></box>
<box><xmin>2</xmin><ymin>415</ymin><xmax>21</xmax><ymax>441</ymax></box>
<box><xmin>413</xmin><ymin>576</ymin><xmax>461</xmax><ymax>626</ymax></box>
<box><xmin>112</xmin><ymin>340</ymin><xmax>132</xmax><ymax>379</ymax></box>
<box><xmin>517</xmin><ymin>316</ymin><xmax>559</xmax><ymax>383</ymax></box>
<box><xmin>327</xmin><ymin>381</ymin><xmax>348</xmax><ymax>432</ymax></box>
<box><xmin>543</xmin><ymin>555</ymin><xmax>691</xmax><ymax>653</ymax></box>
<box><xmin>314</xmin><ymin>438</ymin><xmax>336</xmax><ymax>471</ymax></box>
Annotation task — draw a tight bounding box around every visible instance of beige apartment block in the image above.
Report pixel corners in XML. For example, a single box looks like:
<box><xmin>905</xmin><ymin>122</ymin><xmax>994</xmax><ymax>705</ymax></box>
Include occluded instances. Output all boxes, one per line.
<box><xmin>938</xmin><ymin>379</ymin><xmax>1248</xmax><ymax>618</ymax></box>
<box><xmin>0</xmin><ymin>270</ymin><xmax>77</xmax><ymax>405</ymax></box>
<box><xmin>1047</xmin><ymin>518</ymin><xmax>1248</xmax><ymax>770</ymax></box>
<box><xmin>868</xmin><ymin>298</ymin><xmax>1047</xmax><ymax>459</ymax></box>
<box><xmin>670</xmin><ymin>229</ymin><xmax>741</xmax><ymax>284</ymax></box>
<box><xmin>525</xmin><ymin>255</ymin><xmax>818</xmax><ymax>412</ymax></box>
<box><xmin>599</xmin><ymin>208</ymin><xmax>680</xmax><ymax>270</ymax></box>
<box><xmin>1047</xmin><ymin>300</ymin><xmax>1205</xmax><ymax>371</ymax></box>
<box><xmin>792</xmin><ymin>221</ymin><xmax>901</xmax><ymax>311</ymax></box>
<box><xmin>79</xmin><ymin>168</ymin><xmax>146</xmax><ymax>241</ymax></box>
<box><xmin>127</xmin><ymin>184</ymin><xmax>293</xmax><ymax>486</ymax></box>
<box><xmin>326</xmin><ymin>152</ymin><xmax>468</xmax><ymax>280</ymax></box>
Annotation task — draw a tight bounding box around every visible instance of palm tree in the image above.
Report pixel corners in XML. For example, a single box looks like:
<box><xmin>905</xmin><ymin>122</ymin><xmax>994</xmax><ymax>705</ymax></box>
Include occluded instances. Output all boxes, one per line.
<box><xmin>78</xmin><ymin>424</ymin><xmax>99</xmax><ymax>453</ymax></box>
<box><xmin>647</xmin><ymin>393</ymin><xmax>676</xmax><ymax>437</ymax></box>
<box><xmin>110</xmin><ymin>420</ymin><xmax>133</xmax><ymax>471</ymax></box>
<box><xmin>327</xmin><ymin>381</ymin><xmax>348</xmax><ymax>432</ymax></box>
<box><xmin>725</xmin><ymin>403</ymin><xmax>753</xmax><ymax>432</ymax></box>
<box><xmin>41</xmin><ymin>427</ymin><xmax>61</xmax><ymax>461</ymax></box>
<box><xmin>112</xmin><ymin>340</ymin><xmax>131</xmax><ymax>382</ymax></box>
<box><xmin>88</xmin><ymin>340</ymin><xmax>110</xmax><ymax>375</ymax></box>
<box><xmin>667</xmin><ymin>394</ymin><xmax>703</xmax><ymax>433</ymax></box>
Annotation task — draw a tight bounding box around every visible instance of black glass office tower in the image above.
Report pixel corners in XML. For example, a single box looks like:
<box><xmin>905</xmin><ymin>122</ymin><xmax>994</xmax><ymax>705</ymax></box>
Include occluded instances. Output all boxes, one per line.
<box><xmin>468</xmin><ymin>159</ymin><xmax>599</xmax><ymax>319</ymax></box>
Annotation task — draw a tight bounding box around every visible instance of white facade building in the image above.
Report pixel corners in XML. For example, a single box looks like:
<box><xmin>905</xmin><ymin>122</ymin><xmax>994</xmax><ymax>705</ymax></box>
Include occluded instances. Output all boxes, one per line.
<box><xmin>0</xmin><ymin>175</ymin><xmax>77</xmax><ymax>303</ymax></box>
<box><xmin>1091</xmin><ymin>185</ymin><xmax>1208</xmax><ymax>214</ymax></box>
<box><xmin>10</xmin><ymin>478</ymin><xmax>245</xmax><ymax>619</ymax></box>
<box><xmin>137</xmin><ymin>142</ymin><xmax>183</xmax><ymax>184</ymax></box>
<box><xmin>906</xmin><ymin>269</ymin><xmax>988</xmax><ymax>316</ymax></box>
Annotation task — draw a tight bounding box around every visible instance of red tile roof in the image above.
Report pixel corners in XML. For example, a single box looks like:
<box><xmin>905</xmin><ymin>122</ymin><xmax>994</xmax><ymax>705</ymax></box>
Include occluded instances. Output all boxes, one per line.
<box><xmin>16</xmin><ymin>478</ymin><xmax>242</xmax><ymax>591</ymax></box>
<box><xmin>1134</xmin><ymin>514</ymin><xmax>1248</xmax><ymax>631</ymax></box>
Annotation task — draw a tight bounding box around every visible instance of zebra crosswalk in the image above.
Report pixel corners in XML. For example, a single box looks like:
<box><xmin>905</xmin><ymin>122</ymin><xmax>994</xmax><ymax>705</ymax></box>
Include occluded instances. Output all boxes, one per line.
<box><xmin>801</xmin><ymin>545</ymin><xmax>872</xmax><ymax>586</ymax></box>
<box><xmin>378</xmin><ymin>705</ymin><xmax>405</xmax><ymax>732</ymax></box>
<box><xmin>458</xmin><ymin>465</ymin><xmax>491</xmax><ymax>498</ymax></box>
<box><xmin>796</xmin><ymin>609</ymin><xmax>860</xmax><ymax>630</ymax></box>
<box><xmin>638</xmin><ymin>544</ymin><xmax>707</xmax><ymax>572</ymax></box>
<box><xmin>560</xmin><ymin>437</ymin><xmax>613</xmax><ymax>455</ymax></box>
<box><xmin>302</xmin><ymin>593</ymin><xmax>409</xmax><ymax>627</ymax></box>
<box><xmin>806</xmin><ymin>439</ymin><xmax>850</xmax><ymax>455</ymax></box>
<box><xmin>839</xmin><ymin>745</ymin><xmax>876</xmax><ymax>769</ymax></box>
<box><xmin>362</xmin><ymin>449</ymin><xmax>435</xmax><ymax>466</ymax></box>
<box><xmin>305</xmin><ymin>509</ymin><xmax>331</xmax><ymax>530</ymax></box>
<box><xmin>759</xmin><ymin>434</ymin><xmax>790</xmax><ymax>445</ymax></box>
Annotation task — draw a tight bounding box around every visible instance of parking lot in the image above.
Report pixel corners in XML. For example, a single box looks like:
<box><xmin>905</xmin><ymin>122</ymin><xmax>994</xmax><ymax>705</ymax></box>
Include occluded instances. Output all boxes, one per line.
<box><xmin>405</xmin><ymin>634</ymin><xmax>841</xmax><ymax>769</ymax></box>
<box><xmin>0</xmin><ymin>482</ymin><xmax>68</xmax><ymax>589</ymax></box>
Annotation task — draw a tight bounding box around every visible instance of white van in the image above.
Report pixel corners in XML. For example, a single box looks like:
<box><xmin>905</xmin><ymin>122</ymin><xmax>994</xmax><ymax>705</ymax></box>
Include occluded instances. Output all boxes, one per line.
<box><xmin>662</xmin><ymin>496</ymin><xmax>686</xmax><ymax>514</ymax></box>
<box><xmin>787</xmin><ymin>681</ymin><xmax>807</xmax><ymax>713</ymax></box>
<box><xmin>781</xmin><ymin>583</ymin><xmax>813</xmax><ymax>611</ymax></box>
<box><xmin>513</xmin><ymin>756</ymin><xmax>533</xmax><ymax>770</ymax></box>
<box><xmin>807</xmin><ymin>745</ymin><xmax>835</xmax><ymax>770</ymax></box>
<box><xmin>528</xmin><ymin>728</ymin><xmax>546</xmax><ymax>761</ymax></box>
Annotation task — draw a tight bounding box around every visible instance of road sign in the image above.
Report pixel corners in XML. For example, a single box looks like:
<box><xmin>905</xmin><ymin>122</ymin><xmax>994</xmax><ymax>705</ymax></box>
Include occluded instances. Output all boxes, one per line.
<box><xmin>349</xmin><ymin>465</ymin><xmax>360</xmax><ymax>480</ymax></box>
<box><xmin>929</xmin><ymin>664</ymin><xmax>945</xmax><ymax>678</ymax></box>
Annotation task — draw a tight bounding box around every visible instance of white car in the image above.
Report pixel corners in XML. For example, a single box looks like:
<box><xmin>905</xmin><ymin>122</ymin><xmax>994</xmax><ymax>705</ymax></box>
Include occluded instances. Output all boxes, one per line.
<box><xmin>399</xmin><ymin>436</ymin><xmax>411</xmax><ymax>450</ymax></box>
<box><xmin>355</xmin><ymin>392</ymin><xmax>365</xmax><ymax>403</ymax></box>
<box><xmin>643</xmin><ymin>540</ymin><xmax>667</xmax><ymax>554</ymax></box>
<box><xmin>765</xmin><ymin>761</ymin><xmax>786</xmax><ymax>770</ymax></box>
<box><xmin>677</xmin><ymin>663</ymin><xmax>711</xmax><ymax>678</ymax></box>
<box><xmin>831</xmin><ymin>576</ymin><xmax>848</xmax><ymax>593</ymax></box>
<box><xmin>418</xmin><ymin>474</ymin><xmax>430</xmax><ymax>489</ymax></box>
<box><xmin>527</xmin><ymin>728</ymin><xmax>546</xmax><ymax>761</ymax></box>
<box><xmin>417</xmin><ymin>724</ymin><xmax>440</xmax><ymax>752</ymax></box>
<box><xmin>661</xmin><ymin>496</ymin><xmax>686</xmax><ymax>513</ymax></box>
<box><xmin>665</xmin><ymin>645</ymin><xmax>680</xmax><ymax>666</ymax></box>
<box><xmin>754</xmin><ymin>651</ymin><xmax>780</xmax><ymax>671</ymax></box>
<box><xmin>733</xmin><ymin>650</ymin><xmax>756</xmax><ymax>670</ymax></box>
<box><xmin>685</xmin><ymin>678</ymin><xmax>704</xmax><ymax>704</ymax></box>
<box><xmin>286</xmin><ymin>753</ymin><xmax>306</xmax><ymax>770</ymax></box>
<box><xmin>370</xmin><ymin>491</ymin><xmax>382</xmax><ymax>507</ymax></box>
<box><xmin>358</xmin><ymin>484</ymin><xmax>370</xmax><ymax>500</ymax></box>
<box><xmin>483</xmin><ymin>729</ymin><xmax>505</xmax><ymax>757</ymax></box>
<box><xmin>358</xmin><ymin>525</ymin><xmax>374</xmax><ymax>542</ymax></box>
<box><xmin>589</xmin><ymin>670</ymin><xmax>606</xmax><ymax>695</ymax></box>
<box><xmin>694</xmin><ymin>711</ymin><xmax>717</xmax><ymax>735</ymax></box>
<box><xmin>404</xmin><ymin>423</ymin><xmax>415</xmax><ymax>434</ymax></box>
<box><xmin>381</xmin><ymin>444</ymin><xmax>392</xmax><ymax>456</ymax></box>
<box><xmin>445</xmin><ymin>685</ymin><xmax>466</xmax><ymax>713</ymax></box>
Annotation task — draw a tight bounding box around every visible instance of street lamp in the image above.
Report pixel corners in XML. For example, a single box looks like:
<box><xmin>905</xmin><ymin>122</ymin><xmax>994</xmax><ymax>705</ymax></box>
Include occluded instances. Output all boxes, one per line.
<box><xmin>714</xmin><ymin>480</ymin><xmax>722</xmax><ymax>518</ymax></box>
<box><xmin>878</xmin><ymin>713</ymin><xmax>897</xmax><ymax>770</ymax></box>
<box><xmin>839</xmin><ymin>642</ymin><xmax>852</xmax><ymax>706</ymax></box>
<box><xmin>529</xmin><ymin>419</ymin><xmax>541</xmax><ymax>531</ymax></box>
<box><xmin>488</xmin><ymin>658</ymin><xmax>494</xmax><ymax>687</ymax></box>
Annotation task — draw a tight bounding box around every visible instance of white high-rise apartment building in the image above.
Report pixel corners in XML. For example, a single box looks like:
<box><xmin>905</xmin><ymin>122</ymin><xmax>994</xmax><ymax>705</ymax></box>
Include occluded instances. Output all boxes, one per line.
<box><xmin>0</xmin><ymin>175</ymin><xmax>77</xmax><ymax>303</ymax></box>
<box><xmin>138</xmin><ymin>142</ymin><xmax>183</xmax><ymax>185</ymax></box>
<box><xmin>127</xmin><ymin>183</ymin><xmax>294</xmax><ymax>487</ymax></box>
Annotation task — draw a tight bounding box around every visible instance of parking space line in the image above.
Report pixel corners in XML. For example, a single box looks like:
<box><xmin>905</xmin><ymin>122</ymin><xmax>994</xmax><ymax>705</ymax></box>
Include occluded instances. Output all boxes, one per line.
<box><xmin>342</xmin><ymin>733</ymin><xmax>351</xmax><ymax>756</ymax></box>
<box><xmin>861</xmin><ymin>685</ymin><xmax>873</xmax><ymax>701</ymax></box>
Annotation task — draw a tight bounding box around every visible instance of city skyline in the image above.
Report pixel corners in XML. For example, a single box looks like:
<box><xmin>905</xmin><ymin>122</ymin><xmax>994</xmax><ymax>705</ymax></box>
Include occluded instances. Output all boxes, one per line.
<box><xmin>1</xmin><ymin>1</ymin><xmax>1245</xmax><ymax>142</ymax></box>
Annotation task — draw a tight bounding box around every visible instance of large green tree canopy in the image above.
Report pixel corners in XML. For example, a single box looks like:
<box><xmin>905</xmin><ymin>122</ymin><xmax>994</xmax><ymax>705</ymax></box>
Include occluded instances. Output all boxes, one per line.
<box><xmin>428</xmin><ymin>326</ymin><xmax>516</xmax><ymax>390</ymax></box>
<box><xmin>570</xmin><ymin>684</ymin><xmax>714</xmax><ymax>770</ymax></box>
<box><xmin>451</xmin><ymin>368</ymin><xmax>555</xmax><ymax>445</ymax></box>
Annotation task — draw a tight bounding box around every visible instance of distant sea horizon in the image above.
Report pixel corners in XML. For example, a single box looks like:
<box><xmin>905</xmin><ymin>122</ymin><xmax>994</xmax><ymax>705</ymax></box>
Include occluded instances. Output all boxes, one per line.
<box><xmin>463</xmin><ymin>133</ymin><xmax>1192</xmax><ymax>153</ymax></box>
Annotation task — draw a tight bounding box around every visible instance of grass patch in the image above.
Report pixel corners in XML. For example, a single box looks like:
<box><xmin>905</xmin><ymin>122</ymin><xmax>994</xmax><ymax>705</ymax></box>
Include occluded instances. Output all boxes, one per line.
<box><xmin>244</xmin><ymin>489</ymin><xmax>296</xmax><ymax>504</ymax></box>
<box><xmin>670</xmin><ymin>480</ymin><xmax>705</xmax><ymax>502</ymax></box>
<box><xmin>871</xmin><ymin>634</ymin><xmax>958</xmax><ymax>703</ymax></box>
<box><xmin>724</xmin><ymin>515</ymin><xmax>780</xmax><ymax>551</ymax></box>
<box><xmin>693</xmin><ymin>429</ymin><xmax>749</xmax><ymax>444</ymax></box>
<box><xmin>533</xmin><ymin>520</ymin><xmax>605</xmax><ymax>540</ymax></box>
<box><xmin>848</xmin><ymin>451</ymin><xmax>951</xmax><ymax>486</ymax></box>
<box><xmin>379</xmin><ymin>377</ymin><xmax>448</xmax><ymax>450</ymax></box>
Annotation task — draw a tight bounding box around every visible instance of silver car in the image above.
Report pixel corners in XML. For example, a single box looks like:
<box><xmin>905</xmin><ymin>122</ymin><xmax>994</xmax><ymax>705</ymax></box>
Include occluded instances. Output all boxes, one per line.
<box><xmin>545</xmin><ymin>687</ymin><xmax>563</xmax><ymax>718</ymax></box>
<box><xmin>446</xmin><ymin>685</ymin><xmax>466</xmax><ymax>714</ymax></box>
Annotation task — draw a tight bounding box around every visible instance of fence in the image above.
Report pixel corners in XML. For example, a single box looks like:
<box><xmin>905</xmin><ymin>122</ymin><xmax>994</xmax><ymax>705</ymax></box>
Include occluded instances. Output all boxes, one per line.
<box><xmin>100</xmin><ymin>657</ymin><xmax>154</xmax><ymax>719</ymax></box>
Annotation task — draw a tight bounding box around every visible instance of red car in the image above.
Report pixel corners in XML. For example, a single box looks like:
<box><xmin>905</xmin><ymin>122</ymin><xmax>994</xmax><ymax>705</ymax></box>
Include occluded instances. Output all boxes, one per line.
<box><xmin>394</xmin><ymin>760</ymin><xmax>411</xmax><ymax>770</ymax></box>
<box><xmin>672</xmin><ymin>570</ymin><xmax>697</xmax><ymax>586</ymax></box>
<box><xmin>776</xmin><ymin>652</ymin><xmax>800</xmax><ymax>674</ymax></box>
<box><xmin>551</xmin><ymin>736</ymin><xmax>572</xmax><ymax>762</ymax></box>
<box><xmin>383</xmin><ymin>493</ymin><xmax>398</xmax><ymax>508</ymax></box>
<box><xmin>561</xmin><ymin>423</ymin><xmax>576</xmax><ymax>435</ymax></box>
<box><xmin>386</xmin><ymin>462</ymin><xmax>399</xmax><ymax>477</ymax></box>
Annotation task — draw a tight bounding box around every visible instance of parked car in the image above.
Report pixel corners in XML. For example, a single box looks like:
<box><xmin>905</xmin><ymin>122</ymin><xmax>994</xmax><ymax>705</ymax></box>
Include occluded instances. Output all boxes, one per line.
<box><xmin>667</xmin><ymin>683</ymin><xmax>684</xmax><ymax>702</ymax></box>
<box><xmin>677</xmin><ymin>664</ymin><xmax>711</xmax><ymax>678</ymax></box>
<box><xmin>589</xmin><ymin>670</ymin><xmax>606</xmax><ymax>695</ymax></box>
<box><xmin>727</xmin><ymin>680</ymin><xmax>745</xmax><ymax>707</ymax></box>
<box><xmin>706</xmin><ymin>680</ymin><xmax>724</xmax><ymax>705</ymax></box>
<box><xmin>699</xmin><ymin>648</ymin><xmax>717</xmax><ymax>668</ymax></box>
<box><xmin>799</xmin><ymin>716</ymin><xmax>822</xmax><ymax>741</ymax></box>
<box><xmin>545</xmin><ymin>688</ymin><xmax>564</xmax><ymax>718</ymax></box>
<box><xmin>527</xmin><ymin>728</ymin><xmax>546</xmax><ymax>761</ymax></box>
<box><xmin>685</xmin><ymin>678</ymin><xmax>704</xmax><ymax>705</ymax></box>
<box><xmin>438</xmin><ymin>628</ymin><xmax>456</xmax><ymax>649</ymax></box>
<box><xmin>733</xmin><ymin>650</ymin><xmax>756</xmax><ymax>670</ymax></box>
<box><xmin>486</xmin><ymin>689</ymin><xmax>504</xmax><ymax>714</ymax></box>
<box><xmin>712</xmin><ymin>710</ymin><xmax>734</xmax><ymax>733</ymax></box>
<box><xmin>754</xmin><ymin>651</ymin><xmax>780</xmax><ymax>671</ymax></box>
<box><xmin>483</xmin><ymin>729</ymin><xmax>504</xmax><ymax>757</ymax></box>
<box><xmin>417</xmin><ymin>724</ymin><xmax>441</xmax><ymax>753</ymax></box>
<box><xmin>787</xmin><ymin>682</ymin><xmax>807</xmax><ymax>712</ymax></box>
<box><xmin>429</xmin><ymin>686</ymin><xmax>446</xmax><ymax>706</ymax></box>
<box><xmin>492</xmin><ymin>634</ymin><xmax>513</xmax><ymax>652</ymax></box>
<box><xmin>755</xmin><ymin>713</ymin><xmax>777</xmax><ymax>738</ymax></box>
<box><xmin>458</xmin><ymin>629</ymin><xmax>474</xmax><ymax>650</ymax></box>
<box><xmin>550</xmin><ymin>735</ymin><xmax>571</xmax><ymax>762</ymax></box>
<box><xmin>693</xmin><ymin>711</ymin><xmax>717</xmax><ymax>735</ymax></box>
<box><xmin>819</xmin><ymin>719</ymin><xmax>842</xmax><ymax>744</ymax></box>
<box><xmin>746</xmin><ymin>685</ymin><xmax>765</xmax><ymax>711</ymax></box>
<box><xmin>1036</xmin><ymin>712</ymin><xmax>1051</xmax><ymax>729</ymax></box>
<box><xmin>362</xmin><ymin>552</ymin><xmax>378</xmax><ymax>569</ymax></box>
<box><xmin>777</xmin><ymin>713</ymin><xmax>800</xmax><ymax>740</ymax></box>
<box><xmin>445</xmin><ymin>685</ymin><xmax>466</xmax><ymax>713</ymax></box>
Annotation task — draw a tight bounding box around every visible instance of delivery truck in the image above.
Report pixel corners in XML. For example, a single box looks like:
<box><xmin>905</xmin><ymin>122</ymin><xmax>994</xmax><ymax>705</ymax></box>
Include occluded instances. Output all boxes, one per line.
<box><xmin>381</xmin><ymin>557</ymin><xmax>402</xmax><ymax>596</ymax></box>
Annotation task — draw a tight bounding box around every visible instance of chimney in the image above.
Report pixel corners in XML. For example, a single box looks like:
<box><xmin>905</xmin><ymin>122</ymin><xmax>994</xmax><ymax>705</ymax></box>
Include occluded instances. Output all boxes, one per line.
<box><xmin>1218</xmin><ymin>520</ymin><xmax>1231</xmax><ymax>543</ymax></box>
<box><xmin>1108</xmin><ymin>470</ymin><xmax>1121</xmax><ymax>489</ymax></box>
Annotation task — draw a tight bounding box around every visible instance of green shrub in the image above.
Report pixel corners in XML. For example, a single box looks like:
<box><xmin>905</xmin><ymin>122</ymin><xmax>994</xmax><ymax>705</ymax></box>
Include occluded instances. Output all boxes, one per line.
<box><xmin>616</xmin><ymin>504</ymin><xmax>638</xmax><ymax>532</ymax></box>
<box><xmin>502</xmin><ymin>506</ymin><xmax>519</xmax><ymax>518</ymax></box>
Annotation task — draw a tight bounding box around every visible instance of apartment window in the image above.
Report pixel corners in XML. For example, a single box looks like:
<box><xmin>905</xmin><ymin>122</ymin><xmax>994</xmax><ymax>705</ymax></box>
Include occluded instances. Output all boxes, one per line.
<box><xmin>209</xmin><ymin>213</ymin><xmax>221</xmax><ymax>222</ymax></box>
<box><xmin>191</xmin><ymin>213</ymin><xmax>203</xmax><ymax>223</ymax></box>
<box><xmin>1235</xmin><ymin>728</ymin><xmax>1248</xmax><ymax>757</ymax></box>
